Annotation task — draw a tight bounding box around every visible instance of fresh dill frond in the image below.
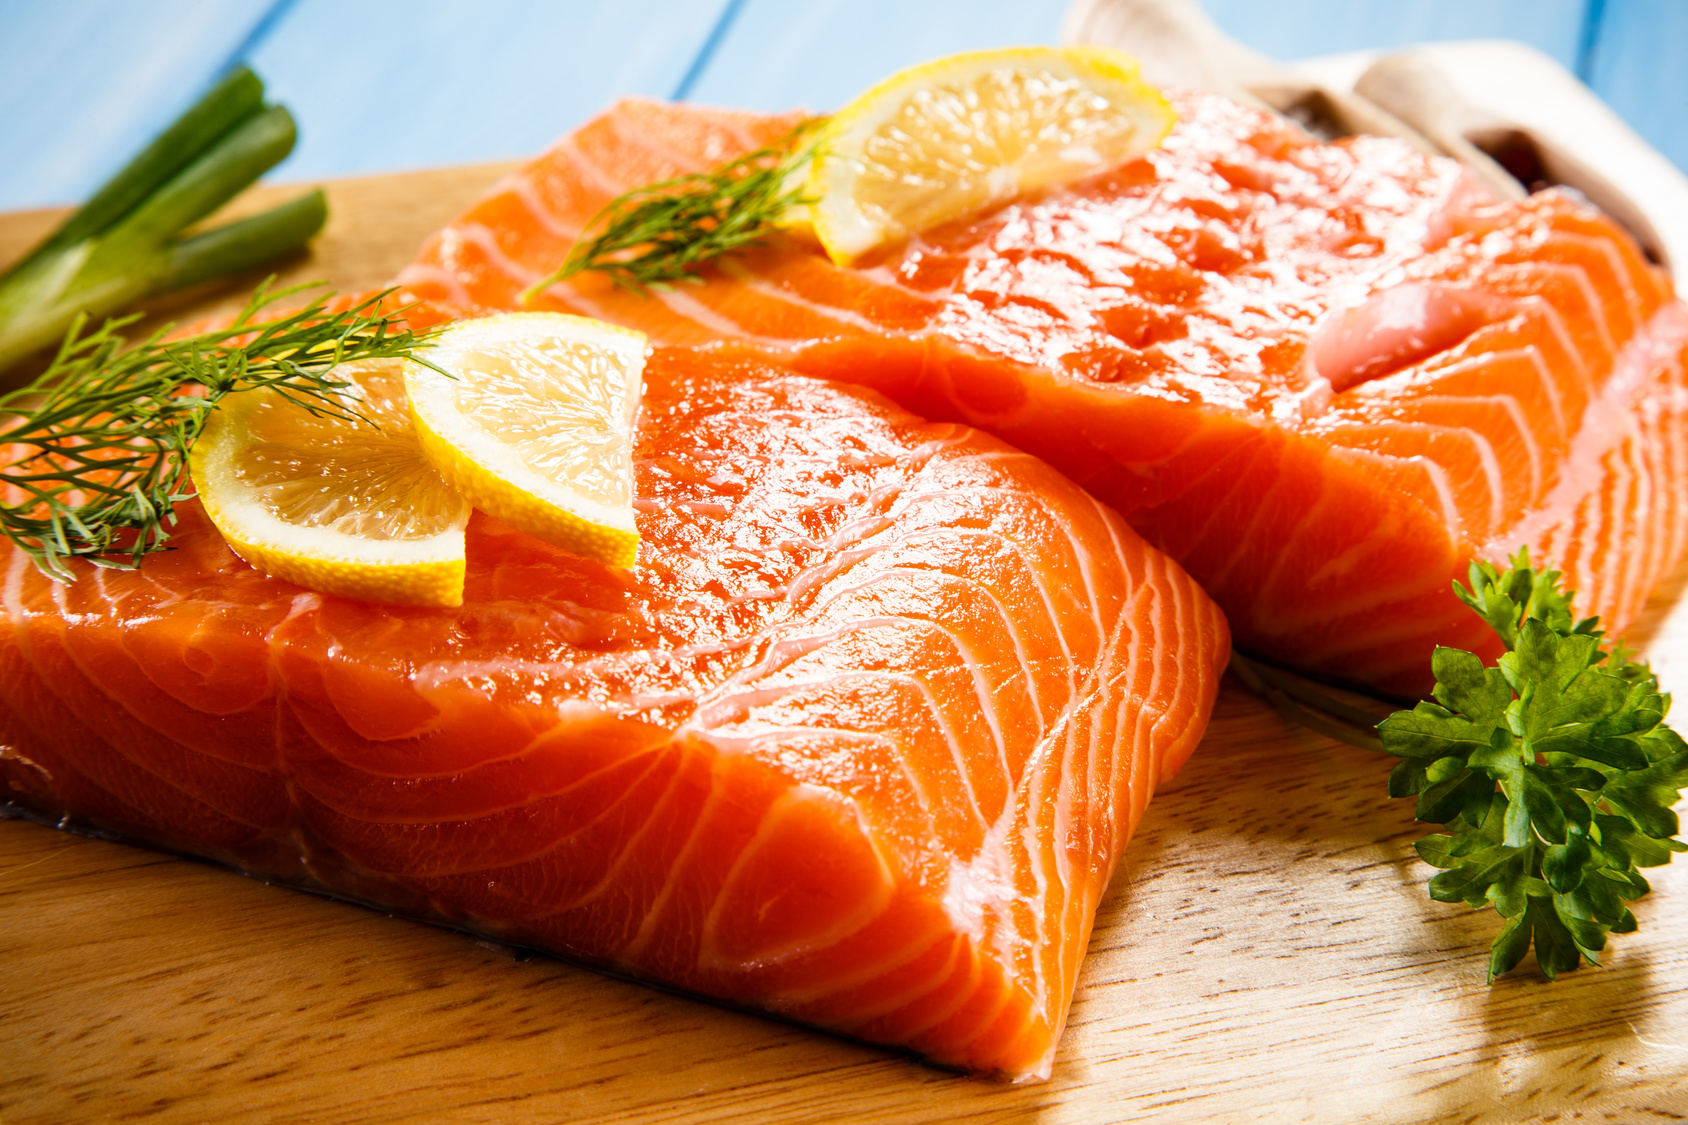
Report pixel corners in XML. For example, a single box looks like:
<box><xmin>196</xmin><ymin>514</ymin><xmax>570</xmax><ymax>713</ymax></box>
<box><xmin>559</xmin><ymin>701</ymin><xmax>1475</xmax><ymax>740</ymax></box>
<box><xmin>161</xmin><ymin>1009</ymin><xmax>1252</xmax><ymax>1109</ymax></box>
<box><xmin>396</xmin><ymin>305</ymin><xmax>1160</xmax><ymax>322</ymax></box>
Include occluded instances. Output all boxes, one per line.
<box><xmin>519</xmin><ymin>119</ymin><xmax>823</xmax><ymax>302</ymax></box>
<box><xmin>0</xmin><ymin>282</ymin><xmax>437</xmax><ymax>581</ymax></box>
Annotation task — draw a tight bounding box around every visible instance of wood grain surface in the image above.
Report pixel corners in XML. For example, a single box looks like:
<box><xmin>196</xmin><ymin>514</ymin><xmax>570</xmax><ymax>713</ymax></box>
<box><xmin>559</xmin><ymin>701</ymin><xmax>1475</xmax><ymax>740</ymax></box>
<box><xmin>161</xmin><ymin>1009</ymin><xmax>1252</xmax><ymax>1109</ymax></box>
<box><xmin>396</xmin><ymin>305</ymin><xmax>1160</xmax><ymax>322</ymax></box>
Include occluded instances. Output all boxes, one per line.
<box><xmin>3</xmin><ymin>167</ymin><xmax>1688</xmax><ymax>1125</ymax></box>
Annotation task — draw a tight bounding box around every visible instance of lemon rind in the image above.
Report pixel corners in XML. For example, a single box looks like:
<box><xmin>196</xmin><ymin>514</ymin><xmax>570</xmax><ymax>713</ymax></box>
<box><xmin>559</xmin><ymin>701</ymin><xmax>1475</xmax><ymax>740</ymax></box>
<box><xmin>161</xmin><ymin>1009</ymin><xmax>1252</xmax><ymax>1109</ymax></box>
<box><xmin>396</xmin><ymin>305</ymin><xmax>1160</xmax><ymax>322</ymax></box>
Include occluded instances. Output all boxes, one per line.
<box><xmin>409</xmin><ymin>412</ymin><xmax>639</xmax><ymax>568</ymax></box>
<box><xmin>810</xmin><ymin>45</ymin><xmax>1176</xmax><ymax>264</ymax></box>
<box><xmin>191</xmin><ymin>397</ymin><xmax>469</xmax><ymax>608</ymax></box>
<box><xmin>402</xmin><ymin>311</ymin><xmax>646</xmax><ymax>569</ymax></box>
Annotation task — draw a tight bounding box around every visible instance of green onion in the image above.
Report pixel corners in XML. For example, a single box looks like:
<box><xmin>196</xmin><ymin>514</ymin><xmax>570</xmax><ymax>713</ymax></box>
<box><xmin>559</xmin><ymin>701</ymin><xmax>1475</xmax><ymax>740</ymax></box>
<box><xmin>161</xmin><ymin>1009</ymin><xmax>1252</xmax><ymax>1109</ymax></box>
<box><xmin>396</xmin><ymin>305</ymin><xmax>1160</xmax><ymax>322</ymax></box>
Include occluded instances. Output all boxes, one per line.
<box><xmin>0</xmin><ymin>65</ymin><xmax>326</xmax><ymax>376</ymax></box>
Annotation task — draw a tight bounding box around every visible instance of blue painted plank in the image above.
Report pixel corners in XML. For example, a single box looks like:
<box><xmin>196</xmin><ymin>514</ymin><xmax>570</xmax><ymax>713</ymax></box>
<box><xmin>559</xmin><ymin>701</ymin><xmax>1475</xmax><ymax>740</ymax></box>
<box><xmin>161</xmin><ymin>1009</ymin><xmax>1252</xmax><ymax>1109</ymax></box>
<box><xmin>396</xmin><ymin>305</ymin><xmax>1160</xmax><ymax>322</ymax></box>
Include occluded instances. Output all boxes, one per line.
<box><xmin>0</xmin><ymin>0</ymin><xmax>273</xmax><ymax>209</ymax></box>
<box><xmin>1200</xmin><ymin>0</ymin><xmax>1590</xmax><ymax>70</ymax></box>
<box><xmin>1584</xmin><ymin>0</ymin><xmax>1688</xmax><ymax>174</ymax></box>
<box><xmin>681</xmin><ymin>0</ymin><xmax>1071</xmax><ymax>113</ymax></box>
<box><xmin>7</xmin><ymin>0</ymin><xmax>1683</xmax><ymax>211</ymax></box>
<box><xmin>244</xmin><ymin>0</ymin><xmax>729</xmax><ymax>183</ymax></box>
<box><xmin>683</xmin><ymin>0</ymin><xmax>1591</xmax><ymax>113</ymax></box>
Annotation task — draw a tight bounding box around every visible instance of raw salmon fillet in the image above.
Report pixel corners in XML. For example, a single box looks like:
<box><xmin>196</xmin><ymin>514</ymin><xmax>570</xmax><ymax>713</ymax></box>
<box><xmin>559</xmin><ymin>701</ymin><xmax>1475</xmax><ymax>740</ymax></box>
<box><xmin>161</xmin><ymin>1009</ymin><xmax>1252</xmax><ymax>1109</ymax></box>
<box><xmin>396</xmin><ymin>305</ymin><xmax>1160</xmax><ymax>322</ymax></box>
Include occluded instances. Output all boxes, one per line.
<box><xmin>0</xmin><ymin>348</ymin><xmax>1228</xmax><ymax>1080</ymax></box>
<box><xmin>398</xmin><ymin>93</ymin><xmax>1688</xmax><ymax>695</ymax></box>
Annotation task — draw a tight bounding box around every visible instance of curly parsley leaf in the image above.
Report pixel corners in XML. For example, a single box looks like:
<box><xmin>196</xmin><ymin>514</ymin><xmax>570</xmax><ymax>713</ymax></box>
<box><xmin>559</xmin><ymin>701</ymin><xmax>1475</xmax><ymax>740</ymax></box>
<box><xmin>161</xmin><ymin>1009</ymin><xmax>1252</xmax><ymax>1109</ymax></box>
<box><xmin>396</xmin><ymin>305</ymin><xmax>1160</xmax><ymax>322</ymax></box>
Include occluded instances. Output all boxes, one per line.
<box><xmin>1378</xmin><ymin>550</ymin><xmax>1688</xmax><ymax>980</ymax></box>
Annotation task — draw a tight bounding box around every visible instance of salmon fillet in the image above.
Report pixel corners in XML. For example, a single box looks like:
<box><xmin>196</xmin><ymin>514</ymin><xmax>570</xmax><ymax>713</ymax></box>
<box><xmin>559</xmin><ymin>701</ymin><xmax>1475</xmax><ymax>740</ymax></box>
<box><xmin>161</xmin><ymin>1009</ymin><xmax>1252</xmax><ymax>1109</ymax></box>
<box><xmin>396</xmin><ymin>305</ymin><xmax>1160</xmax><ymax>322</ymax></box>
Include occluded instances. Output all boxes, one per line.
<box><xmin>0</xmin><ymin>348</ymin><xmax>1228</xmax><ymax>1080</ymax></box>
<box><xmin>399</xmin><ymin>94</ymin><xmax>1688</xmax><ymax>695</ymax></box>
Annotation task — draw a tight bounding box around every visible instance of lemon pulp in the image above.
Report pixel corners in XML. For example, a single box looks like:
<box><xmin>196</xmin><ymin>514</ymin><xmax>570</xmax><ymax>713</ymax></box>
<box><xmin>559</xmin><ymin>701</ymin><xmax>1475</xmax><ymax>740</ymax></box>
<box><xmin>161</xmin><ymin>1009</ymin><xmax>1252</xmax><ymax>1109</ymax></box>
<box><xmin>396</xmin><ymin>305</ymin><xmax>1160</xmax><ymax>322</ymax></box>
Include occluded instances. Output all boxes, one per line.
<box><xmin>811</xmin><ymin>46</ymin><xmax>1175</xmax><ymax>263</ymax></box>
<box><xmin>403</xmin><ymin>311</ymin><xmax>647</xmax><ymax>567</ymax></box>
<box><xmin>192</xmin><ymin>359</ymin><xmax>470</xmax><ymax>607</ymax></box>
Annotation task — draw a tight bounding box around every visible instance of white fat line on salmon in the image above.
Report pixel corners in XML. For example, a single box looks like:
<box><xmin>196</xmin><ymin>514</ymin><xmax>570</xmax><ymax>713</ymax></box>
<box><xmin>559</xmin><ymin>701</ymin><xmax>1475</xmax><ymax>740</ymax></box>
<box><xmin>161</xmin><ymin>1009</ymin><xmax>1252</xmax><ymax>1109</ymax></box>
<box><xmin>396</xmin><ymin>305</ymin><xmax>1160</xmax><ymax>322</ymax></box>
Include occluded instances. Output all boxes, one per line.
<box><xmin>1525</xmin><ymin>294</ymin><xmax>1595</xmax><ymax>392</ymax></box>
<box><xmin>264</xmin><ymin>593</ymin><xmax>324</xmax><ymax>647</ymax></box>
<box><xmin>673</xmin><ymin>499</ymin><xmax>733</xmax><ymax>518</ymax></box>
<box><xmin>364</xmin><ymin>721</ymin><xmax>673</xmax><ymax>815</ymax></box>
<box><xmin>715</xmin><ymin>259</ymin><xmax>926</xmax><ymax>340</ymax></box>
<box><xmin>667</xmin><ymin>775</ymin><xmax>893</xmax><ymax>972</ymax></box>
<box><xmin>1122</xmin><ymin>563</ymin><xmax>1177</xmax><ymax>796</ymax></box>
<box><xmin>1174</xmin><ymin>442</ymin><xmax>1298</xmax><ymax>596</ymax></box>
<box><xmin>783</xmin><ymin>510</ymin><xmax>899</xmax><ymax>563</ymax></box>
<box><xmin>762</xmin><ymin>924</ymin><xmax>963</xmax><ymax>1014</ymax></box>
<box><xmin>876</xmin><ymin>943</ymin><xmax>996</xmax><ymax>1047</ymax></box>
<box><xmin>1643</xmin><ymin>359</ymin><xmax>1688</xmax><ymax>606</ymax></box>
<box><xmin>1287</xmin><ymin>496</ymin><xmax>1439</xmax><ymax>635</ymax></box>
<box><xmin>627</xmin><ymin>110</ymin><xmax>774</xmax><ymax>168</ymax></box>
<box><xmin>1044</xmin><ymin>597</ymin><xmax>1141</xmax><ymax>1011</ymax></box>
<box><xmin>697</xmin><ymin>784</ymin><xmax>897</xmax><ymax>974</ymax></box>
<box><xmin>392</xmin><ymin>262</ymin><xmax>475</xmax><ymax>310</ymax></box>
<box><xmin>806</xmin><ymin>579</ymin><xmax>1020</xmax><ymax>780</ymax></box>
<box><xmin>740</xmin><ymin>655</ymin><xmax>989</xmax><ymax>816</ymax></box>
<box><xmin>1547</xmin><ymin>258</ymin><xmax>1621</xmax><ymax>361</ymax></box>
<box><xmin>789</xmin><ymin>527</ymin><xmax>1057</xmax><ymax>734</ymax></box>
<box><xmin>989</xmin><ymin>634</ymin><xmax>1134</xmax><ymax>1013</ymax></box>
<box><xmin>455</xmin><ymin>222</ymin><xmax>544</xmax><ymax>286</ymax></box>
<box><xmin>1629</xmin><ymin>416</ymin><xmax>1673</xmax><ymax>621</ymax></box>
<box><xmin>678</xmin><ymin>726</ymin><xmax>928</xmax><ymax>859</ymax></box>
<box><xmin>1521</xmin><ymin>342</ymin><xmax>1570</xmax><ymax>443</ymax></box>
<box><xmin>696</xmin><ymin>658</ymin><xmax>988</xmax><ymax>834</ymax></box>
<box><xmin>851</xmin><ymin>258</ymin><xmax>956</xmax><ymax>304</ymax></box>
<box><xmin>1617</xmin><ymin>434</ymin><xmax>1654</xmax><ymax>619</ymax></box>
<box><xmin>645</xmin><ymin>286</ymin><xmax>792</xmax><ymax>349</ymax></box>
<box><xmin>1497</xmin><ymin>302</ymin><xmax>1688</xmax><ymax>584</ymax></box>
<box><xmin>554</xmin><ymin>133</ymin><xmax>639</xmax><ymax>200</ymax></box>
<box><xmin>939</xmin><ymin>828</ymin><xmax>1025</xmax><ymax>967</ymax></box>
<box><xmin>1586</xmin><ymin>233</ymin><xmax>1648</xmax><ymax>330</ymax></box>
<box><xmin>842</xmin><ymin>502</ymin><xmax>1082</xmax><ymax>712</ymax></box>
<box><xmin>1415</xmin><ymin>390</ymin><xmax>1544</xmax><ymax>503</ymax></box>
<box><xmin>1329</xmin><ymin>420</ymin><xmax>1492</xmax><ymax>533</ymax></box>
<box><xmin>555</xmin><ymin>743</ymin><xmax>702</xmax><ymax>946</ymax></box>
<box><xmin>897</xmin><ymin>450</ymin><xmax>1107</xmax><ymax>618</ymax></box>
<box><xmin>503</xmin><ymin>177</ymin><xmax>585</xmax><ymax>242</ymax></box>
<box><xmin>1590</xmin><ymin>440</ymin><xmax>1641</xmax><ymax>621</ymax></box>
<box><xmin>1362</xmin><ymin>340</ymin><xmax>1567</xmax><ymax>454</ymax></box>
<box><xmin>1042</xmin><ymin>485</ymin><xmax>1121</xmax><ymax>660</ymax></box>
<box><xmin>617</xmin><ymin>113</ymin><xmax>744</xmax><ymax>183</ymax></box>
<box><xmin>1585</xmin><ymin>433</ymin><xmax>1636</xmax><ymax>620</ymax></box>
<box><xmin>1638</xmin><ymin>392</ymin><xmax>1684</xmax><ymax>613</ymax></box>
<box><xmin>779</xmin><ymin>537</ymin><xmax>892</xmax><ymax>605</ymax></box>
<box><xmin>1561</xmin><ymin>492</ymin><xmax>1602</xmax><ymax>623</ymax></box>
<box><xmin>443</xmin><ymin>217</ymin><xmax>645</xmax><ymax>323</ymax></box>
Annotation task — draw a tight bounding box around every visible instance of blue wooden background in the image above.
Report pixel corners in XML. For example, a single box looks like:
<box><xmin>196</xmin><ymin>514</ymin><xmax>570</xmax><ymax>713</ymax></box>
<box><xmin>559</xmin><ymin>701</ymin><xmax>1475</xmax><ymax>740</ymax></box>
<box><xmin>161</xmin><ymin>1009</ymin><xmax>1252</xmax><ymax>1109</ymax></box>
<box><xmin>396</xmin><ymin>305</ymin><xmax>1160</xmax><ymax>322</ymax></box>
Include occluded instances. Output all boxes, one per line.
<box><xmin>1</xmin><ymin>0</ymin><xmax>1683</xmax><ymax>212</ymax></box>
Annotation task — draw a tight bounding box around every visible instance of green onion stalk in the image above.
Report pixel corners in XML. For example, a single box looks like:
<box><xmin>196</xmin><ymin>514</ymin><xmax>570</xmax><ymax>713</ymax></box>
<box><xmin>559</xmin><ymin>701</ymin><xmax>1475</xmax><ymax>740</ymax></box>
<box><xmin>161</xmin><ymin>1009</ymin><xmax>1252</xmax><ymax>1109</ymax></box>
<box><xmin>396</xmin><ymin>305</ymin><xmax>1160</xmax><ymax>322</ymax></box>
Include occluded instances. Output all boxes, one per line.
<box><xmin>0</xmin><ymin>65</ymin><xmax>326</xmax><ymax>377</ymax></box>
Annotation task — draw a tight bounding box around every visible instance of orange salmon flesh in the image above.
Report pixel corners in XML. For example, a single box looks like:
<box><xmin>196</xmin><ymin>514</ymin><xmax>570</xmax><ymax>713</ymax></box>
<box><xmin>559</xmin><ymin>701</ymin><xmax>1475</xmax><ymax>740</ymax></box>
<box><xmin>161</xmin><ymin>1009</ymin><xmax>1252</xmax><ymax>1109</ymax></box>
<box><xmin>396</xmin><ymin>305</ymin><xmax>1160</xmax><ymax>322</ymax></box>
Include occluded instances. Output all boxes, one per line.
<box><xmin>399</xmin><ymin>92</ymin><xmax>1688</xmax><ymax>696</ymax></box>
<box><xmin>8</xmin><ymin>84</ymin><xmax>1687</xmax><ymax>1080</ymax></box>
<box><xmin>0</xmin><ymin>349</ymin><xmax>1228</xmax><ymax>1080</ymax></box>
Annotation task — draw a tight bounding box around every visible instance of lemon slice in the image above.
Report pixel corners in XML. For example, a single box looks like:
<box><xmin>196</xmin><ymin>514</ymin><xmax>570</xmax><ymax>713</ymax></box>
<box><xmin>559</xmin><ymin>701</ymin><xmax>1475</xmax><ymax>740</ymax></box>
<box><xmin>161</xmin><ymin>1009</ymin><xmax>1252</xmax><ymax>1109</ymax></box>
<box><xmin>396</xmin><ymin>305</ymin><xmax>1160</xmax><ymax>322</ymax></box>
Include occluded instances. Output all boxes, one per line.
<box><xmin>191</xmin><ymin>360</ymin><xmax>471</xmax><ymax>607</ymax></box>
<box><xmin>402</xmin><ymin>312</ymin><xmax>646</xmax><ymax>567</ymax></box>
<box><xmin>810</xmin><ymin>46</ymin><xmax>1175</xmax><ymax>264</ymax></box>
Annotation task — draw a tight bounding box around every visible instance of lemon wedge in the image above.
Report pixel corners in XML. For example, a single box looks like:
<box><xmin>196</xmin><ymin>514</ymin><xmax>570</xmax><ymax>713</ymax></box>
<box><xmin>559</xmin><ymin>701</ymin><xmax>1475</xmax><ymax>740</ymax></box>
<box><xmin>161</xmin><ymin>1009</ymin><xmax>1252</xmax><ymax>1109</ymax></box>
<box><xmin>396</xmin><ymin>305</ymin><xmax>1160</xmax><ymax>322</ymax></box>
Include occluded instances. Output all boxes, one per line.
<box><xmin>402</xmin><ymin>312</ymin><xmax>646</xmax><ymax>567</ymax></box>
<box><xmin>810</xmin><ymin>46</ymin><xmax>1175</xmax><ymax>264</ymax></box>
<box><xmin>191</xmin><ymin>359</ymin><xmax>471</xmax><ymax>607</ymax></box>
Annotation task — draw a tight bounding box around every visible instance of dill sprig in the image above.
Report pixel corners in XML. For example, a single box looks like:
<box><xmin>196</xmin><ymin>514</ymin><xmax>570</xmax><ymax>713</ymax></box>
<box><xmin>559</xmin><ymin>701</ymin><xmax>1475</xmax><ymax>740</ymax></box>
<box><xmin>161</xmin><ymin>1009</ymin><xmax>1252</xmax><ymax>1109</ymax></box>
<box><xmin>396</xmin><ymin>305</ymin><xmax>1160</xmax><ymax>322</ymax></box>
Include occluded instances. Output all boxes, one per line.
<box><xmin>519</xmin><ymin>119</ymin><xmax>823</xmax><ymax>301</ymax></box>
<box><xmin>0</xmin><ymin>282</ymin><xmax>436</xmax><ymax>581</ymax></box>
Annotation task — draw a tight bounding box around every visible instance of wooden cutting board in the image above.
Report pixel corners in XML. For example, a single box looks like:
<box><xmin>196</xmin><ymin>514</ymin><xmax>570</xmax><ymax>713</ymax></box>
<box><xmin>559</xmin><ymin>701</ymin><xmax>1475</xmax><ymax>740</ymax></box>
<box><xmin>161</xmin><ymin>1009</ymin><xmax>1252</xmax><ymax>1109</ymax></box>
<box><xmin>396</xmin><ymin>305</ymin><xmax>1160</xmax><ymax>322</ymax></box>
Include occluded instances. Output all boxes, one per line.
<box><xmin>1</xmin><ymin>167</ymin><xmax>1686</xmax><ymax>1125</ymax></box>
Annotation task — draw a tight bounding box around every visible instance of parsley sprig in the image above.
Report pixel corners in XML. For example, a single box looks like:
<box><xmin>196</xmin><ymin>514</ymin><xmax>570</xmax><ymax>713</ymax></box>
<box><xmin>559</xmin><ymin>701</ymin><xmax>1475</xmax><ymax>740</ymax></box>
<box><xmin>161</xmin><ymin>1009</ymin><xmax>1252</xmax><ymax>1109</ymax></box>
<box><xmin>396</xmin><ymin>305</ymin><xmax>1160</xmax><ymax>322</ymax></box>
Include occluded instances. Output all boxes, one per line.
<box><xmin>1379</xmin><ymin>552</ymin><xmax>1688</xmax><ymax>979</ymax></box>
<box><xmin>518</xmin><ymin>119</ymin><xmax>821</xmax><ymax>302</ymax></box>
